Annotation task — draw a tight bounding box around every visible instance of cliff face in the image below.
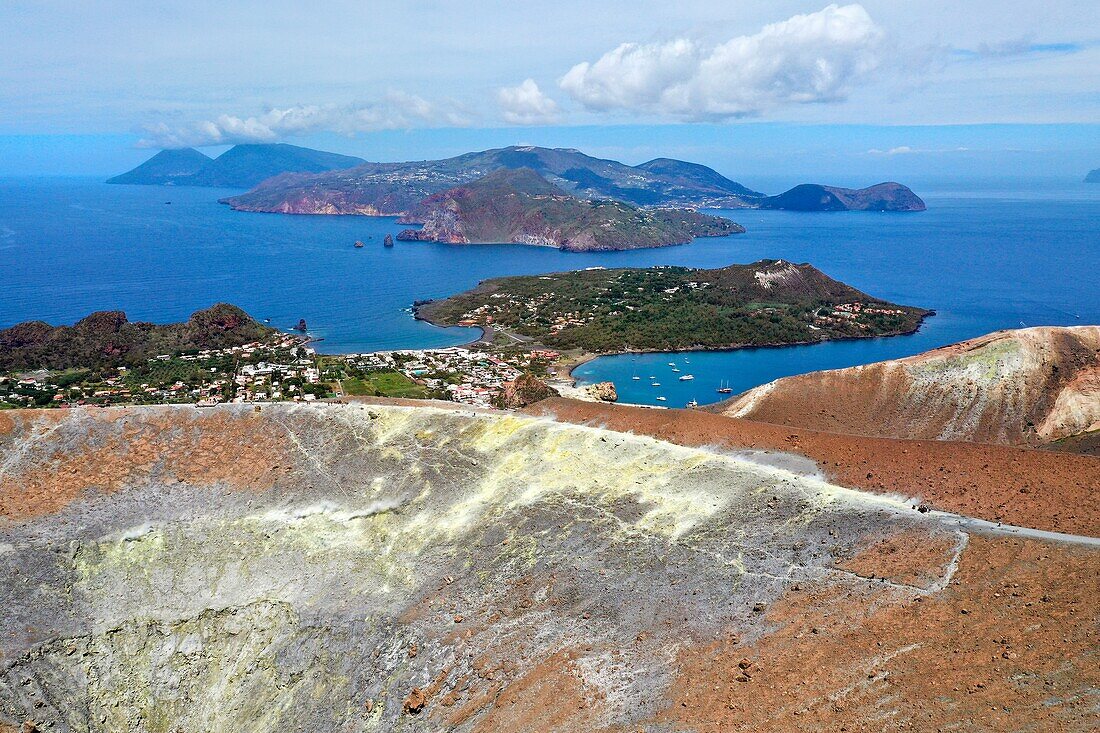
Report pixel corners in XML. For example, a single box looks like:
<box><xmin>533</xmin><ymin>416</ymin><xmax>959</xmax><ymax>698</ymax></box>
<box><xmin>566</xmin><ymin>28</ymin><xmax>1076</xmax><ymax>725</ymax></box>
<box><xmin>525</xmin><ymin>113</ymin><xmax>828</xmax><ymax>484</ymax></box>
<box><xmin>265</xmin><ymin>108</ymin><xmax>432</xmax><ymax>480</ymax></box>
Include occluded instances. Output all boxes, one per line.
<box><xmin>395</xmin><ymin>168</ymin><xmax>743</xmax><ymax>251</ymax></box>
<box><xmin>0</xmin><ymin>403</ymin><xmax>1095</xmax><ymax>732</ymax></box>
<box><xmin>720</xmin><ymin>326</ymin><xmax>1100</xmax><ymax>447</ymax></box>
<box><xmin>758</xmin><ymin>182</ymin><xmax>927</xmax><ymax>212</ymax></box>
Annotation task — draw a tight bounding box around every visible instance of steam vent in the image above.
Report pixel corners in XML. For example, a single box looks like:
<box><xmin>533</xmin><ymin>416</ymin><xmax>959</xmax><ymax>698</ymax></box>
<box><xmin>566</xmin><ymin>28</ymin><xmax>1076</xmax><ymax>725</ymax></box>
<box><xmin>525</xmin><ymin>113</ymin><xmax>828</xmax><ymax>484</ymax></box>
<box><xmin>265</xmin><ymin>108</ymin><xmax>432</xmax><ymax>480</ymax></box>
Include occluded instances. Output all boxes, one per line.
<box><xmin>1</xmin><ymin>403</ymin><xmax>1096</xmax><ymax>732</ymax></box>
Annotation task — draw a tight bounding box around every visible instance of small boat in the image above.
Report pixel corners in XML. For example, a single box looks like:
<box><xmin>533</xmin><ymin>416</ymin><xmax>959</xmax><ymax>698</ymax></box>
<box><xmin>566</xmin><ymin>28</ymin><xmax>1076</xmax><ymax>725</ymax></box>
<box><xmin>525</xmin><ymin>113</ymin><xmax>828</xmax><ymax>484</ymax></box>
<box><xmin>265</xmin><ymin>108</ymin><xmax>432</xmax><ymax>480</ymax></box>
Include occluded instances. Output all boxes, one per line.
<box><xmin>668</xmin><ymin>362</ymin><xmax>676</xmax><ymax>366</ymax></box>
<box><xmin>651</xmin><ymin>382</ymin><xmax>661</xmax><ymax>387</ymax></box>
<box><xmin>671</xmin><ymin>367</ymin><xmax>680</xmax><ymax>372</ymax></box>
<box><xmin>656</xmin><ymin>396</ymin><xmax>667</xmax><ymax>402</ymax></box>
<box><xmin>354</xmin><ymin>240</ymin><xmax>364</xmax><ymax>248</ymax></box>
<box><xmin>679</xmin><ymin>374</ymin><xmax>694</xmax><ymax>381</ymax></box>
<box><xmin>649</xmin><ymin>375</ymin><xmax>656</xmax><ymax>379</ymax></box>
<box><xmin>632</xmin><ymin>375</ymin><xmax>640</xmax><ymax>380</ymax></box>
<box><xmin>686</xmin><ymin>399</ymin><xmax>698</xmax><ymax>408</ymax></box>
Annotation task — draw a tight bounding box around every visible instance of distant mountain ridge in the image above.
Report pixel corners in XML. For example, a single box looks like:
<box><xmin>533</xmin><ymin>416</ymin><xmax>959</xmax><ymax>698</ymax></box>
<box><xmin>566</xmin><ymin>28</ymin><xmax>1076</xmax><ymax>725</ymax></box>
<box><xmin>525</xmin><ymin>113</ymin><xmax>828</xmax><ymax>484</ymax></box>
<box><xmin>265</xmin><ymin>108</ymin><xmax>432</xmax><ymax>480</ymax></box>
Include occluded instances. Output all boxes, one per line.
<box><xmin>394</xmin><ymin>168</ymin><xmax>743</xmax><ymax>252</ymax></box>
<box><xmin>108</xmin><ymin>144</ymin><xmax>366</xmax><ymax>188</ymax></box>
<box><xmin>221</xmin><ymin>145</ymin><xmax>765</xmax><ymax>215</ymax></box>
<box><xmin>758</xmin><ymin>182</ymin><xmax>927</xmax><ymax>212</ymax></box>
<box><xmin>112</xmin><ymin>143</ymin><xmax>928</xmax><ymax>216</ymax></box>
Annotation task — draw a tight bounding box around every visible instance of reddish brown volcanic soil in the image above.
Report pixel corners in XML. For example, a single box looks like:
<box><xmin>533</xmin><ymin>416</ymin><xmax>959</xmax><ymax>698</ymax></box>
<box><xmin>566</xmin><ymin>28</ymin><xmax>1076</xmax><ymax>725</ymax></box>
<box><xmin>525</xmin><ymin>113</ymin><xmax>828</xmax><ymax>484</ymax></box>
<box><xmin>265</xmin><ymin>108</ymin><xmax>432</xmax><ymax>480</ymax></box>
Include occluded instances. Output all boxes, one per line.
<box><xmin>717</xmin><ymin>326</ymin><xmax>1100</xmax><ymax>448</ymax></box>
<box><xmin>0</xmin><ymin>407</ymin><xmax>291</xmax><ymax>519</ymax></box>
<box><xmin>652</xmin><ymin>535</ymin><xmax>1098</xmax><ymax>732</ymax></box>
<box><xmin>525</xmin><ymin>398</ymin><xmax>1100</xmax><ymax>536</ymax></box>
<box><xmin>1</xmin><ymin>401</ymin><xmax>1096</xmax><ymax>732</ymax></box>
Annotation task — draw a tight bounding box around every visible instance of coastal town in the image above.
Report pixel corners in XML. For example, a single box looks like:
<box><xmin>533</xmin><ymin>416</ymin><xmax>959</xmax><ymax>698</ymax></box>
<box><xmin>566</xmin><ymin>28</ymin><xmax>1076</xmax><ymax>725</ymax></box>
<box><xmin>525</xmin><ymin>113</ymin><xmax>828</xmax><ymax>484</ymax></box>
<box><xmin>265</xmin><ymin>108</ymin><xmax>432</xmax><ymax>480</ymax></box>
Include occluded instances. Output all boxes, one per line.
<box><xmin>330</xmin><ymin>346</ymin><xmax>562</xmax><ymax>408</ymax></box>
<box><xmin>0</xmin><ymin>331</ymin><xmax>567</xmax><ymax>411</ymax></box>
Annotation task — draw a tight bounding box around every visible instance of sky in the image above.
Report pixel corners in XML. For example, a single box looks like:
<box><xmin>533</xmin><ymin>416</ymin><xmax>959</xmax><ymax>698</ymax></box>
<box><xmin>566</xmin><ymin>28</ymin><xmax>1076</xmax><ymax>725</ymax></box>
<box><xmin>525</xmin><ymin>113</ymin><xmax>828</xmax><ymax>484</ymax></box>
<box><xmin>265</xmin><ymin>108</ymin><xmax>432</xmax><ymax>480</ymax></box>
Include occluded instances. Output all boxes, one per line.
<box><xmin>1</xmin><ymin>1</ymin><xmax>1097</xmax><ymax>178</ymax></box>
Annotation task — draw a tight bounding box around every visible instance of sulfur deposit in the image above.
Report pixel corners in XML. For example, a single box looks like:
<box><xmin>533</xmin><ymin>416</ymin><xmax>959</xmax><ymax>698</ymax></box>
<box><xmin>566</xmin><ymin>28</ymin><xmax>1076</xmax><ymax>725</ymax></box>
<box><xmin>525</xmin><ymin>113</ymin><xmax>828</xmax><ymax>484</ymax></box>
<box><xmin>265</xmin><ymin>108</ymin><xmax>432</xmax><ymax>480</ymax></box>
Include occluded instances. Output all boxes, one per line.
<box><xmin>0</xmin><ymin>403</ymin><xmax>1096</xmax><ymax>732</ymax></box>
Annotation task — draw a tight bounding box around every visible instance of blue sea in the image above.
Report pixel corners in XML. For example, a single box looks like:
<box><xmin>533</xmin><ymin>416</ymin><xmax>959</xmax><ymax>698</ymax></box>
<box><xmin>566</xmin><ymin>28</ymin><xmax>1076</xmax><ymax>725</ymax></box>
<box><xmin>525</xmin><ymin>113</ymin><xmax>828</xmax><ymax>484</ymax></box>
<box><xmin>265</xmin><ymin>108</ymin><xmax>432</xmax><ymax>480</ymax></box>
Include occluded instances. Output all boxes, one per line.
<box><xmin>1</xmin><ymin>176</ymin><xmax>1097</xmax><ymax>407</ymax></box>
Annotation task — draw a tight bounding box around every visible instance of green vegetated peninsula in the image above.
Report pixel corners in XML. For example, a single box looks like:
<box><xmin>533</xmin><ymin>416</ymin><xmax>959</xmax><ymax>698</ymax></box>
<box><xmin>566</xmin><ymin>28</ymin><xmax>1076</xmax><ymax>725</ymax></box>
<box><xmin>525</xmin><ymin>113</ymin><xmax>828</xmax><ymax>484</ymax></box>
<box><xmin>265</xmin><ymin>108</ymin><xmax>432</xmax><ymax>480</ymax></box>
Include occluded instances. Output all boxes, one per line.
<box><xmin>417</xmin><ymin>259</ymin><xmax>932</xmax><ymax>353</ymax></box>
<box><xmin>396</xmin><ymin>168</ymin><xmax>743</xmax><ymax>251</ymax></box>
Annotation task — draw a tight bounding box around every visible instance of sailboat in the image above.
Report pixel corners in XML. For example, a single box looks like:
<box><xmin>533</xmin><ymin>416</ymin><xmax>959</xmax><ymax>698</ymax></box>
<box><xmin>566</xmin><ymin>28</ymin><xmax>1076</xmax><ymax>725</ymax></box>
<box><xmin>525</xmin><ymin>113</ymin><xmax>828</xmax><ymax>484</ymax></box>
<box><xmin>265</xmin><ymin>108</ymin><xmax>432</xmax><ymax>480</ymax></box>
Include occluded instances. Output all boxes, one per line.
<box><xmin>686</xmin><ymin>399</ymin><xmax>698</xmax><ymax>408</ymax></box>
<box><xmin>716</xmin><ymin>380</ymin><xmax>733</xmax><ymax>394</ymax></box>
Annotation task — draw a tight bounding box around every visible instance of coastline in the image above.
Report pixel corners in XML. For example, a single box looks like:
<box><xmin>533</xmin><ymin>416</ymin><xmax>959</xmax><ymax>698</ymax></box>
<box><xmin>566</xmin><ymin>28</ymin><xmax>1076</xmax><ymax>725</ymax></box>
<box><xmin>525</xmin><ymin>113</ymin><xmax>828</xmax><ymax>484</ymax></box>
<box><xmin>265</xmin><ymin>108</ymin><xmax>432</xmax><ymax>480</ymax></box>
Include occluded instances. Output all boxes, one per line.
<box><xmin>564</xmin><ymin>316</ymin><xmax>934</xmax><ymax>387</ymax></box>
<box><xmin>413</xmin><ymin>300</ymin><xmax>935</xmax><ymax>402</ymax></box>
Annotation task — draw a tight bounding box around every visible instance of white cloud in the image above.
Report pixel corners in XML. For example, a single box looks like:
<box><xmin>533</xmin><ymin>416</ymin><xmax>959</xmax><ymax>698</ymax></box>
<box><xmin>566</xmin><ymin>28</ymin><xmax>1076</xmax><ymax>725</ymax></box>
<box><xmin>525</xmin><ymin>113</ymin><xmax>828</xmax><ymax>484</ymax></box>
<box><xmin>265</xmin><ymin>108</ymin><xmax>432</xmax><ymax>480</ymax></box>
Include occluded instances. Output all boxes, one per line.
<box><xmin>866</xmin><ymin>145</ymin><xmax>970</xmax><ymax>155</ymax></box>
<box><xmin>137</xmin><ymin>95</ymin><xmax>475</xmax><ymax>148</ymax></box>
<box><xmin>559</xmin><ymin>3</ymin><xmax>884</xmax><ymax>120</ymax></box>
<box><xmin>497</xmin><ymin>79</ymin><xmax>560</xmax><ymax>125</ymax></box>
<box><xmin>867</xmin><ymin>145</ymin><xmax>914</xmax><ymax>155</ymax></box>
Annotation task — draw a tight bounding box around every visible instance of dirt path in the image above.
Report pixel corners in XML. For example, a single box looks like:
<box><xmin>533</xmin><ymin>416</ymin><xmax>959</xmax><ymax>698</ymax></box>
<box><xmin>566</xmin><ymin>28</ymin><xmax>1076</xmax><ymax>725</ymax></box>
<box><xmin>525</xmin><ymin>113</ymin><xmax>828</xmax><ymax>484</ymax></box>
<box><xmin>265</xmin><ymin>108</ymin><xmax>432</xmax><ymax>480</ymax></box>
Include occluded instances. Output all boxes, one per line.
<box><xmin>524</xmin><ymin>398</ymin><xmax>1100</xmax><ymax>536</ymax></box>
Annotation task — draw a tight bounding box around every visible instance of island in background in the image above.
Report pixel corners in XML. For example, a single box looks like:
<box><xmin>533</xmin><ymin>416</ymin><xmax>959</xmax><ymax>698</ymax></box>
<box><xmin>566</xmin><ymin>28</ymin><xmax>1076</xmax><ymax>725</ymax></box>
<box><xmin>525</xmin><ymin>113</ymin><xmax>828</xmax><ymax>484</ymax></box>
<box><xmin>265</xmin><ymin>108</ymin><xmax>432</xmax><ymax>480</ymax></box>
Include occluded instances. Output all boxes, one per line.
<box><xmin>107</xmin><ymin>143</ymin><xmax>366</xmax><ymax>189</ymax></box>
<box><xmin>218</xmin><ymin>145</ymin><xmax>926</xmax><ymax>215</ymax></box>
<box><xmin>758</xmin><ymin>182</ymin><xmax>927</xmax><ymax>212</ymax></box>
<box><xmin>111</xmin><ymin>143</ymin><xmax>926</xmax><ymax>216</ymax></box>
